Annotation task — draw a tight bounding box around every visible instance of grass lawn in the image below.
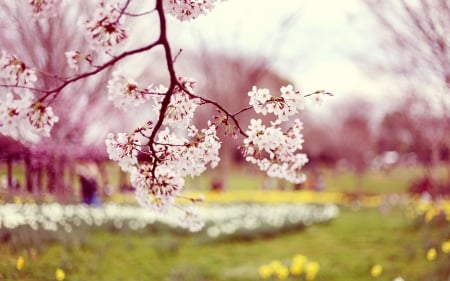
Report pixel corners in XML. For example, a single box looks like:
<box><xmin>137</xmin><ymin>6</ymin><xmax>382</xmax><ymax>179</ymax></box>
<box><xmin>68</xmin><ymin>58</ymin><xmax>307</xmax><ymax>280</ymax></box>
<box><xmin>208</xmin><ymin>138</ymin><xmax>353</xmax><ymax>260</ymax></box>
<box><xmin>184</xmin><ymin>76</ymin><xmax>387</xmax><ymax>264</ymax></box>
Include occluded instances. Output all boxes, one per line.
<box><xmin>1</xmin><ymin>206</ymin><xmax>447</xmax><ymax>281</ymax></box>
<box><xmin>1</xmin><ymin>163</ymin><xmax>449</xmax><ymax>280</ymax></box>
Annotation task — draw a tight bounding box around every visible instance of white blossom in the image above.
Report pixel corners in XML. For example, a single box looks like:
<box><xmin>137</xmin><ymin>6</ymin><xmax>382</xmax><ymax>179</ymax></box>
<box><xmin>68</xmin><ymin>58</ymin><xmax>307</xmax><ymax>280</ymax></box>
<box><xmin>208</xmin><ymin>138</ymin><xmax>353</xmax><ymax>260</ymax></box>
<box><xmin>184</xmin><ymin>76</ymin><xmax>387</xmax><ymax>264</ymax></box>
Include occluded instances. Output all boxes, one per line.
<box><xmin>130</xmin><ymin>163</ymin><xmax>184</xmax><ymax>213</ymax></box>
<box><xmin>177</xmin><ymin>205</ymin><xmax>204</xmax><ymax>232</ymax></box>
<box><xmin>152</xmin><ymin>78</ymin><xmax>201</xmax><ymax>128</ymax></box>
<box><xmin>164</xmin><ymin>0</ymin><xmax>219</xmax><ymax>21</ymax></box>
<box><xmin>105</xmin><ymin>132</ymin><xmax>140</xmax><ymax>172</ymax></box>
<box><xmin>81</xmin><ymin>2</ymin><xmax>127</xmax><ymax>49</ymax></box>
<box><xmin>107</xmin><ymin>70</ymin><xmax>150</xmax><ymax>110</ymax></box>
<box><xmin>0</xmin><ymin>92</ymin><xmax>58</xmax><ymax>143</ymax></box>
<box><xmin>248</xmin><ymin>85</ymin><xmax>305</xmax><ymax>124</ymax></box>
<box><xmin>243</xmin><ymin>115</ymin><xmax>308</xmax><ymax>183</ymax></box>
<box><xmin>27</xmin><ymin>102</ymin><xmax>59</xmax><ymax>137</ymax></box>
<box><xmin>0</xmin><ymin>51</ymin><xmax>37</xmax><ymax>87</ymax></box>
<box><xmin>64</xmin><ymin>51</ymin><xmax>91</xmax><ymax>71</ymax></box>
<box><xmin>28</xmin><ymin>0</ymin><xmax>61</xmax><ymax>18</ymax></box>
<box><xmin>248</xmin><ymin>86</ymin><xmax>271</xmax><ymax>115</ymax></box>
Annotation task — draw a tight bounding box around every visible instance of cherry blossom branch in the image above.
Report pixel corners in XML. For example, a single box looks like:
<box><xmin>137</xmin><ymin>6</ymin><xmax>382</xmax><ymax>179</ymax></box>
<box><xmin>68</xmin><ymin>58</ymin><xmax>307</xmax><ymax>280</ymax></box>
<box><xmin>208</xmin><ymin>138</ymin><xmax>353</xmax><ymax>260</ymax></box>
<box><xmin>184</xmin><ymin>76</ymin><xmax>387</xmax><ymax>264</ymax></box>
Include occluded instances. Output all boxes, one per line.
<box><xmin>181</xmin><ymin>90</ymin><xmax>250</xmax><ymax>137</ymax></box>
<box><xmin>232</xmin><ymin>106</ymin><xmax>253</xmax><ymax>117</ymax></box>
<box><xmin>147</xmin><ymin>0</ymin><xmax>177</xmax><ymax>158</ymax></box>
<box><xmin>36</xmin><ymin>40</ymin><xmax>161</xmax><ymax>103</ymax></box>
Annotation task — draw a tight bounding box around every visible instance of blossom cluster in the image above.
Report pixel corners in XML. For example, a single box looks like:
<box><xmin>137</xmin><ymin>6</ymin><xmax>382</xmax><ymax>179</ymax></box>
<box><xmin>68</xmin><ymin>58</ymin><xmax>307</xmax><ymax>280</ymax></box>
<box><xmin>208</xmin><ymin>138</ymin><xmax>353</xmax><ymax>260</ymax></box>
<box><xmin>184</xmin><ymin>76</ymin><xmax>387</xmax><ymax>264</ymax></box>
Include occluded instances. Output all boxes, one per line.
<box><xmin>105</xmin><ymin>74</ymin><xmax>219</xmax><ymax>230</ymax></box>
<box><xmin>106</xmin><ymin>120</ymin><xmax>220</xmax><ymax>228</ymax></box>
<box><xmin>80</xmin><ymin>1</ymin><xmax>128</xmax><ymax>50</ymax></box>
<box><xmin>28</xmin><ymin>0</ymin><xmax>62</xmax><ymax>18</ymax></box>
<box><xmin>248</xmin><ymin>85</ymin><xmax>305</xmax><ymax>123</ymax></box>
<box><xmin>106</xmin><ymin>70</ymin><xmax>151</xmax><ymax>110</ymax></box>
<box><xmin>164</xmin><ymin>0</ymin><xmax>220</xmax><ymax>21</ymax></box>
<box><xmin>243</xmin><ymin>85</ymin><xmax>309</xmax><ymax>184</ymax></box>
<box><xmin>152</xmin><ymin>78</ymin><xmax>202</xmax><ymax>128</ymax></box>
<box><xmin>0</xmin><ymin>51</ymin><xmax>59</xmax><ymax>143</ymax></box>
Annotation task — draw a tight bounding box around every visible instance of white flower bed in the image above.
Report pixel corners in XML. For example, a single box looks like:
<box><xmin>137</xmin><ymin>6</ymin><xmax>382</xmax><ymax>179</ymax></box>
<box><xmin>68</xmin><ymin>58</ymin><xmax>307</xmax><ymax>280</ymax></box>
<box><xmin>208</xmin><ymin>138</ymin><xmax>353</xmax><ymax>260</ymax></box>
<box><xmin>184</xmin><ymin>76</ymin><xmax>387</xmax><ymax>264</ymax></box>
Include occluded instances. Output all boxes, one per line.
<box><xmin>203</xmin><ymin>204</ymin><xmax>339</xmax><ymax>239</ymax></box>
<box><xmin>0</xmin><ymin>203</ymin><xmax>339</xmax><ymax>238</ymax></box>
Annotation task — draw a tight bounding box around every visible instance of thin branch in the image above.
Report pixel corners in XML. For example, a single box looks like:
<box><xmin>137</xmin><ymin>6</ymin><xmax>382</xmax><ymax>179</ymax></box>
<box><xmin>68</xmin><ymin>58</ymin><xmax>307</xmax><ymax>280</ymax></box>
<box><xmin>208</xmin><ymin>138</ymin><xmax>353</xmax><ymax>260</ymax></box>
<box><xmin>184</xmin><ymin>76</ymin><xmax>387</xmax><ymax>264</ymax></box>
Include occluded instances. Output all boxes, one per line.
<box><xmin>176</xmin><ymin>84</ymin><xmax>249</xmax><ymax>137</ymax></box>
<box><xmin>121</xmin><ymin>9</ymin><xmax>156</xmax><ymax>17</ymax></box>
<box><xmin>173</xmin><ymin>48</ymin><xmax>183</xmax><ymax>63</ymax></box>
<box><xmin>36</xmin><ymin>39</ymin><xmax>161</xmax><ymax>103</ymax></box>
<box><xmin>232</xmin><ymin>106</ymin><xmax>253</xmax><ymax>117</ymax></box>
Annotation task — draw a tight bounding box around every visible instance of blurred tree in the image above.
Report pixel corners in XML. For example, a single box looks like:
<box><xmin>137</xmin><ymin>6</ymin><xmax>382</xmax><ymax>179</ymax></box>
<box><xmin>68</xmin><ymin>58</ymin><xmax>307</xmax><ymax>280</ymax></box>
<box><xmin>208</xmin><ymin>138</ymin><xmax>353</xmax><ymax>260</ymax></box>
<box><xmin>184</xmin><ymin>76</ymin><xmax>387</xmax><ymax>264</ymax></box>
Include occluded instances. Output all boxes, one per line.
<box><xmin>336</xmin><ymin>98</ymin><xmax>375</xmax><ymax>191</ymax></box>
<box><xmin>301</xmin><ymin>98</ymin><xmax>375</xmax><ymax>192</ymax></box>
<box><xmin>377</xmin><ymin>95</ymin><xmax>450</xmax><ymax>169</ymax></box>
<box><xmin>302</xmin><ymin>113</ymin><xmax>340</xmax><ymax>167</ymax></box>
<box><xmin>0</xmin><ymin>2</ymin><xmax>144</xmax><ymax>199</ymax></box>
<box><xmin>363</xmin><ymin>0</ymin><xmax>450</xmax><ymax>182</ymax></box>
<box><xmin>363</xmin><ymin>0</ymin><xmax>450</xmax><ymax>90</ymax></box>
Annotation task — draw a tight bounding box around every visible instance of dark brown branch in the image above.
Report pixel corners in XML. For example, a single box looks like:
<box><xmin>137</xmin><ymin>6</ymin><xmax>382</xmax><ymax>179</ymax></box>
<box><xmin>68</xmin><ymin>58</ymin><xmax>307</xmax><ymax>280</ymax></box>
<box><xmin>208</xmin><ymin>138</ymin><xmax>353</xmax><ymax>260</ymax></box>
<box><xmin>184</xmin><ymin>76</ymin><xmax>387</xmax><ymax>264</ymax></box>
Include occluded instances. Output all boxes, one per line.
<box><xmin>146</xmin><ymin>0</ymin><xmax>179</xmax><ymax>172</ymax></box>
<box><xmin>36</xmin><ymin>40</ymin><xmax>161</xmax><ymax>103</ymax></box>
<box><xmin>182</xmin><ymin>89</ymin><xmax>249</xmax><ymax>137</ymax></box>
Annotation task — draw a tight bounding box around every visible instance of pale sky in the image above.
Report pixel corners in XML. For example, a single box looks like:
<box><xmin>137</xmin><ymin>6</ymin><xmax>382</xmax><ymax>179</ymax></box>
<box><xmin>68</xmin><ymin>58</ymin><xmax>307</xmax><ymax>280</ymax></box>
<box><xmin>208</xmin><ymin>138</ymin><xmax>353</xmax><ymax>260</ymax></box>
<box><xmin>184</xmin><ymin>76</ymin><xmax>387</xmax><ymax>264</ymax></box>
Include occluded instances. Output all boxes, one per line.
<box><xmin>168</xmin><ymin>0</ymin><xmax>399</xmax><ymax>114</ymax></box>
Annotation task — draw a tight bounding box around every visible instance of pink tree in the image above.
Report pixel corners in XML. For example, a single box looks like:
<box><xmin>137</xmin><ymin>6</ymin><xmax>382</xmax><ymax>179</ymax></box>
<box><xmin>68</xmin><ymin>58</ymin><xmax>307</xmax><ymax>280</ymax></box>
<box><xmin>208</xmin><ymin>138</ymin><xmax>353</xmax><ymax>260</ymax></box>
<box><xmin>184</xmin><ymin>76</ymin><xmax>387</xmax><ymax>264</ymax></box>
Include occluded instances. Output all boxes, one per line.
<box><xmin>0</xmin><ymin>1</ymin><xmax>143</xmax><ymax>198</ymax></box>
<box><xmin>362</xmin><ymin>0</ymin><xmax>450</xmax><ymax>183</ymax></box>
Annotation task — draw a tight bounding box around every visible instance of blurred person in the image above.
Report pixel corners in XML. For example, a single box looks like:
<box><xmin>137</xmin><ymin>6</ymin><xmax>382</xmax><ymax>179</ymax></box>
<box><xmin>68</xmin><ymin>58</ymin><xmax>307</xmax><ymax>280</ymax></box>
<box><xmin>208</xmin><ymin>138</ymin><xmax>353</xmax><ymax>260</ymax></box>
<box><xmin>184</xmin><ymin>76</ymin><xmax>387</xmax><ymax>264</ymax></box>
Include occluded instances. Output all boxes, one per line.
<box><xmin>76</xmin><ymin>163</ymin><xmax>101</xmax><ymax>206</ymax></box>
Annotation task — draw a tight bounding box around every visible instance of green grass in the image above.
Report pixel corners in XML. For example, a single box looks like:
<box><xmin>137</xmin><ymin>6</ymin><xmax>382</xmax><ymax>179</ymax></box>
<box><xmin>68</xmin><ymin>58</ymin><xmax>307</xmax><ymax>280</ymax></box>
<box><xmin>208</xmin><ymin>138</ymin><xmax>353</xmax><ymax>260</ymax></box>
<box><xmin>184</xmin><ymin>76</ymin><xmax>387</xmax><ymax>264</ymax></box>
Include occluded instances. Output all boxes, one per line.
<box><xmin>1</xmin><ymin>207</ymin><xmax>447</xmax><ymax>281</ymax></box>
<box><xmin>1</xmin><ymin>163</ymin><xmax>449</xmax><ymax>280</ymax></box>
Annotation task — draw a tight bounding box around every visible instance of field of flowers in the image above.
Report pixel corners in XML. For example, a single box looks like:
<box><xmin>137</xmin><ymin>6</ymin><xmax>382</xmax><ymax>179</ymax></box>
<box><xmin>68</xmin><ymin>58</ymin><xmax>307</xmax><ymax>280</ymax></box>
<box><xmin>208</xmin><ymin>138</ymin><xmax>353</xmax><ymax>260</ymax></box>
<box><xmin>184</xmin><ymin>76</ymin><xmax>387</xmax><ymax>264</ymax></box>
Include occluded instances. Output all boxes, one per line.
<box><xmin>0</xmin><ymin>188</ymin><xmax>449</xmax><ymax>281</ymax></box>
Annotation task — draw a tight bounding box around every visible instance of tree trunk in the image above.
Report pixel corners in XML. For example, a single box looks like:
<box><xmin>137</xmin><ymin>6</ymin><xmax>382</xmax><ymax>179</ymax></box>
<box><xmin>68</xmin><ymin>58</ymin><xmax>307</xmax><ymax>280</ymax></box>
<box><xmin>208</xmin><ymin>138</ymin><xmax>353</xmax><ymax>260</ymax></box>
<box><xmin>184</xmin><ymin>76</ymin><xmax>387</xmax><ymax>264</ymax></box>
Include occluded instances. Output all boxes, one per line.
<box><xmin>6</xmin><ymin>156</ymin><xmax>14</xmax><ymax>192</ymax></box>
<box><xmin>24</xmin><ymin>153</ymin><xmax>33</xmax><ymax>193</ymax></box>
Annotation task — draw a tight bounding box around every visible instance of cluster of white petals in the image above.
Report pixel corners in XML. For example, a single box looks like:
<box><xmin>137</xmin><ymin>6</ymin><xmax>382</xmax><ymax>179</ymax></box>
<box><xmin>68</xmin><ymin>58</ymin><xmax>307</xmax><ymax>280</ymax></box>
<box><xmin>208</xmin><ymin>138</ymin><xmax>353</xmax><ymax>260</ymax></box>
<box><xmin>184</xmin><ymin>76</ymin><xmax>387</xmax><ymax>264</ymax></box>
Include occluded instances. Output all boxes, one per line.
<box><xmin>243</xmin><ymin>86</ymin><xmax>309</xmax><ymax>184</ymax></box>
<box><xmin>107</xmin><ymin>70</ymin><xmax>151</xmax><ymax>110</ymax></box>
<box><xmin>105</xmin><ymin>131</ymin><xmax>141</xmax><ymax>172</ymax></box>
<box><xmin>131</xmin><ymin>164</ymin><xmax>184</xmax><ymax>213</ymax></box>
<box><xmin>28</xmin><ymin>0</ymin><xmax>61</xmax><ymax>18</ymax></box>
<box><xmin>105</xmin><ymin>73</ymin><xmax>220</xmax><ymax>229</ymax></box>
<box><xmin>0</xmin><ymin>92</ymin><xmax>59</xmax><ymax>143</ymax></box>
<box><xmin>248</xmin><ymin>84</ymin><xmax>305</xmax><ymax>123</ymax></box>
<box><xmin>64</xmin><ymin>51</ymin><xmax>91</xmax><ymax>71</ymax></box>
<box><xmin>164</xmin><ymin>0</ymin><xmax>219</xmax><ymax>21</ymax></box>
<box><xmin>0</xmin><ymin>51</ymin><xmax>59</xmax><ymax>143</ymax></box>
<box><xmin>106</xmin><ymin>123</ymin><xmax>220</xmax><ymax>227</ymax></box>
<box><xmin>154</xmin><ymin>124</ymin><xmax>221</xmax><ymax>177</ymax></box>
<box><xmin>177</xmin><ymin>205</ymin><xmax>204</xmax><ymax>232</ymax></box>
<box><xmin>81</xmin><ymin>1</ymin><xmax>127</xmax><ymax>49</ymax></box>
<box><xmin>0</xmin><ymin>51</ymin><xmax>37</xmax><ymax>87</ymax></box>
<box><xmin>152</xmin><ymin>78</ymin><xmax>201</xmax><ymax>128</ymax></box>
<box><xmin>26</xmin><ymin>102</ymin><xmax>59</xmax><ymax>137</ymax></box>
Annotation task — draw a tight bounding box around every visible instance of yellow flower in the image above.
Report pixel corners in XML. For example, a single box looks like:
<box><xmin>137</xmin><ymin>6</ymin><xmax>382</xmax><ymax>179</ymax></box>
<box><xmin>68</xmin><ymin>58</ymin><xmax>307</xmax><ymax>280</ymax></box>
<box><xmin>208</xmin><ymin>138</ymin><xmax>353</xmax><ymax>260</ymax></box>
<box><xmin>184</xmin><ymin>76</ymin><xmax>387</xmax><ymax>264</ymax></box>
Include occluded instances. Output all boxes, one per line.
<box><xmin>441</xmin><ymin>240</ymin><xmax>450</xmax><ymax>254</ymax></box>
<box><xmin>305</xmin><ymin>261</ymin><xmax>320</xmax><ymax>281</ymax></box>
<box><xmin>258</xmin><ymin>265</ymin><xmax>272</xmax><ymax>279</ymax></box>
<box><xmin>370</xmin><ymin>264</ymin><xmax>383</xmax><ymax>277</ymax></box>
<box><xmin>275</xmin><ymin>266</ymin><xmax>289</xmax><ymax>280</ymax></box>
<box><xmin>427</xmin><ymin>248</ymin><xmax>437</xmax><ymax>261</ymax></box>
<box><xmin>55</xmin><ymin>268</ymin><xmax>65</xmax><ymax>281</ymax></box>
<box><xmin>269</xmin><ymin>260</ymin><xmax>283</xmax><ymax>271</ymax></box>
<box><xmin>16</xmin><ymin>256</ymin><xmax>24</xmax><ymax>270</ymax></box>
<box><xmin>13</xmin><ymin>196</ymin><xmax>22</xmax><ymax>204</ymax></box>
<box><xmin>290</xmin><ymin>254</ymin><xmax>307</xmax><ymax>275</ymax></box>
<box><xmin>292</xmin><ymin>254</ymin><xmax>307</xmax><ymax>265</ymax></box>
